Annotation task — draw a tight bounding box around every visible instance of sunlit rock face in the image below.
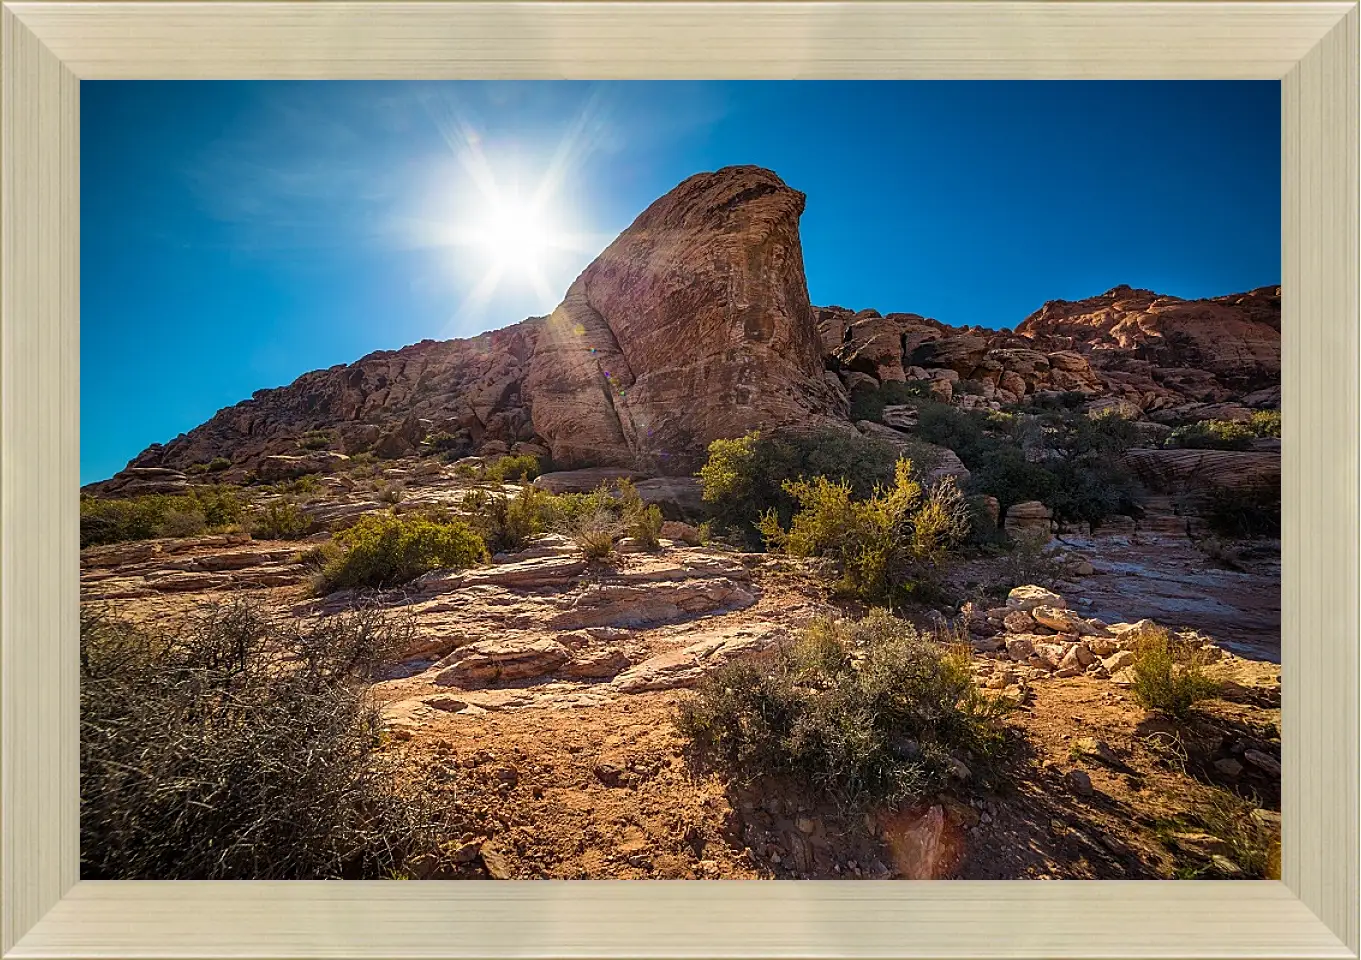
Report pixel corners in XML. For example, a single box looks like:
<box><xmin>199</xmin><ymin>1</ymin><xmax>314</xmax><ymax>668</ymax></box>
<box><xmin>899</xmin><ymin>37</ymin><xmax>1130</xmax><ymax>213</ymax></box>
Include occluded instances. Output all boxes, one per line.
<box><xmin>1016</xmin><ymin>284</ymin><xmax>1282</xmax><ymax>392</ymax></box>
<box><xmin>525</xmin><ymin>165</ymin><xmax>848</xmax><ymax>471</ymax></box>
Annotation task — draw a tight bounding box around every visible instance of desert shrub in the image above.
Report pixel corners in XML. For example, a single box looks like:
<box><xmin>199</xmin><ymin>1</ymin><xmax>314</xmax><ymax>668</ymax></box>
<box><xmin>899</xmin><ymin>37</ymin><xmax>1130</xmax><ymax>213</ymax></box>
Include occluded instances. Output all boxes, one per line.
<box><xmin>80</xmin><ymin>486</ymin><xmax>244</xmax><ymax>548</ymax></box>
<box><xmin>1249</xmin><ymin>410</ymin><xmax>1281</xmax><ymax>438</ymax></box>
<box><xmin>1201</xmin><ymin>483</ymin><xmax>1281</xmax><ymax>539</ymax></box>
<box><xmin>275</xmin><ymin>474</ymin><xmax>321</xmax><ymax>496</ymax></box>
<box><xmin>1129</xmin><ymin>626</ymin><xmax>1221</xmax><ymax>719</ymax></box>
<box><xmin>698</xmin><ymin>428</ymin><xmax>900</xmax><ymax>541</ymax></box>
<box><xmin>1195</xmin><ymin>791</ymin><xmax>1279</xmax><ymax>879</ymax></box>
<box><xmin>1167</xmin><ymin>419</ymin><xmax>1256</xmax><ymax>451</ymax></box>
<box><xmin>456</xmin><ymin>453</ymin><xmax>543</xmax><ymax>484</ymax></box>
<box><xmin>848</xmin><ymin>380</ymin><xmax>934</xmax><ymax>422</ymax></box>
<box><xmin>207</xmin><ymin>456</ymin><xmax>232</xmax><ymax>473</ymax></box>
<box><xmin>484</xmin><ymin>453</ymin><xmax>542</xmax><ymax>483</ymax></box>
<box><xmin>316</xmin><ymin>513</ymin><xmax>487</xmax><ymax>593</ymax></box>
<box><xmin>617</xmin><ymin>480</ymin><xmax>663</xmax><ymax>550</ymax></box>
<box><xmin>758</xmin><ymin>460</ymin><xmax>970</xmax><ymax>604</ymax></box>
<box><xmin>421</xmin><ymin>431</ymin><xmax>465</xmax><ymax>456</ymax></box>
<box><xmin>297</xmin><ymin>430</ymin><xmax>334</xmax><ymax>451</ymax></box>
<box><xmin>250</xmin><ymin>500</ymin><xmax>313</xmax><ymax>540</ymax></box>
<box><xmin>675</xmin><ymin>610</ymin><xmax>1009</xmax><ymax>808</ymax></box>
<box><xmin>374</xmin><ymin>480</ymin><xmax>406</xmax><ymax>504</ymax></box>
<box><xmin>569</xmin><ymin>507</ymin><xmax>624</xmax><ymax>561</ymax></box>
<box><xmin>460</xmin><ymin>484</ymin><xmax>549</xmax><ymax>553</ymax></box>
<box><xmin>80</xmin><ymin>601</ymin><xmax>450</xmax><ymax>879</ymax></box>
<box><xmin>917</xmin><ymin>402</ymin><xmax>1142</xmax><ymax>526</ymax></box>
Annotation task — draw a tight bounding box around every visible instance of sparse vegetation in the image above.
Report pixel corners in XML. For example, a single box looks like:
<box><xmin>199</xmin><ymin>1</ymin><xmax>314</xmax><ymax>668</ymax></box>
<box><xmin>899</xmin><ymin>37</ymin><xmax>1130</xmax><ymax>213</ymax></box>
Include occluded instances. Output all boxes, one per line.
<box><xmin>675</xmin><ymin>610</ymin><xmax>1010</xmax><ymax>809</ymax></box>
<box><xmin>618</xmin><ymin>480</ymin><xmax>663</xmax><ymax>550</ymax></box>
<box><xmin>274</xmin><ymin>474</ymin><xmax>322</xmax><ymax>496</ymax></box>
<box><xmin>81</xmin><ymin>486</ymin><xmax>245</xmax><ymax>548</ymax></box>
<box><xmin>913</xmin><ymin>401</ymin><xmax>1143</xmax><ymax>527</ymax></box>
<box><xmin>570</xmin><ymin>508</ymin><xmax>623</xmax><ymax>561</ymax></box>
<box><xmin>453</xmin><ymin>453</ymin><xmax>543</xmax><ymax>483</ymax></box>
<box><xmin>1166</xmin><ymin>411</ymin><xmax>1280</xmax><ymax>451</ymax></box>
<box><xmin>1129</xmin><ymin>625</ymin><xmax>1221</xmax><ymax>719</ymax></box>
<box><xmin>249</xmin><ymin>500</ymin><xmax>313</xmax><ymax>540</ymax></box>
<box><xmin>315</xmin><ymin>513</ymin><xmax>487</xmax><ymax>593</ymax></box>
<box><xmin>848</xmin><ymin>379</ymin><xmax>934</xmax><ymax>423</ymax></box>
<box><xmin>81</xmin><ymin>600</ymin><xmax>451</xmax><ymax>879</ymax></box>
<box><xmin>698</xmin><ymin>428</ymin><xmax>901</xmax><ymax>542</ymax></box>
<box><xmin>298</xmin><ymin>429</ymin><xmax>335</xmax><ymax>451</ymax></box>
<box><xmin>460</xmin><ymin>484</ymin><xmax>549</xmax><ymax>553</ymax></box>
<box><xmin>1201</xmin><ymin>484</ymin><xmax>1282</xmax><ymax>539</ymax></box>
<box><xmin>758</xmin><ymin>460</ymin><xmax>970</xmax><ymax>604</ymax></box>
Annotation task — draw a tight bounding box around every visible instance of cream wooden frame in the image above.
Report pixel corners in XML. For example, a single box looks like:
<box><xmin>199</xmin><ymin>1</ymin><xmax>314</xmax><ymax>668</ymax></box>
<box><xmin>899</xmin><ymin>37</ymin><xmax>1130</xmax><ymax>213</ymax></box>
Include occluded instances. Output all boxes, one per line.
<box><xmin>2</xmin><ymin>2</ymin><xmax>1356</xmax><ymax>957</ymax></box>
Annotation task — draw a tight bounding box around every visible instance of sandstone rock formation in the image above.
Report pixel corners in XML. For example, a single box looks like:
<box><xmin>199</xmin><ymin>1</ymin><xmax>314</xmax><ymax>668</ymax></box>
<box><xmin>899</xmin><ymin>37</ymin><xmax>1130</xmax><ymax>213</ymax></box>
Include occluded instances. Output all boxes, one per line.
<box><xmin>89</xmin><ymin>166</ymin><xmax>1280</xmax><ymax>505</ymax></box>
<box><xmin>525</xmin><ymin>166</ymin><xmax>847</xmax><ymax>470</ymax></box>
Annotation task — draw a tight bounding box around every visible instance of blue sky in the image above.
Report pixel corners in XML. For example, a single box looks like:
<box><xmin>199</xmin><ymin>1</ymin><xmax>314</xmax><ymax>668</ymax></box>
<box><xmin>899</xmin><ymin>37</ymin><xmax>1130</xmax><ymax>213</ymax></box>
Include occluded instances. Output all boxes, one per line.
<box><xmin>82</xmin><ymin>81</ymin><xmax>1280</xmax><ymax>483</ymax></box>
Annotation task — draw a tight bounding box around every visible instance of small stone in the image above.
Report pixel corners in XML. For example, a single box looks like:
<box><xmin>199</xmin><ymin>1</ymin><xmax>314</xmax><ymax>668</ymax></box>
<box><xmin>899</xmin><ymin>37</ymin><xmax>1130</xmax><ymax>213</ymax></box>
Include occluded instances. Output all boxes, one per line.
<box><xmin>594</xmin><ymin>762</ymin><xmax>625</xmax><ymax>786</ymax></box>
<box><xmin>1251</xmin><ymin>808</ymin><xmax>1282</xmax><ymax>830</ymax></box>
<box><xmin>1003</xmin><ymin>610</ymin><xmax>1037</xmax><ymax>633</ymax></box>
<box><xmin>1072</xmin><ymin>737</ymin><xmax>1121</xmax><ymax>767</ymax></box>
<box><xmin>480</xmin><ymin>847</ymin><xmax>515</xmax><ymax>879</ymax></box>
<box><xmin>1211</xmin><ymin>855</ymin><xmax>1245</xmax><ymax>878</ymax></box>
<box><xmin>796</xmin><ymin>816</ymin><xmax>816</xmax><ymax>835</ymax></box>
<box><xmin>451</xmin><ymin>841</ymin><xmax>482</xmax><ymax>863</ymax></box>
<box><xmin>1243</xmin><ymin>749</ymin><xmax>1281</xmax><ymax>777</ymax></box>
<box><xmin>1005</xmin><ymin>636</ymin><xmax>1035</xmax><ymax>660</ymax></box>
<box><xmin>1007</xmin><ymin>585</ymin><xmax>1065</xmax><ymax>612</ymax></box>
<box><xmin>946</xmin><ymin>756</ymin><xmax>972</xmax><ymax>781</ymax></box>
<box><xmin>1103</xmin><ymin>650</ymin><xmax>1136</xmax><ymax>673</ymax></box>
<box><xmin>1066</xmin><ymin>769</ymin><xmax>1094</xmax><ymax>796</ymax></box>
<box><xmin>1214</xmin><ymin>758</ymin><xmax>1244</xmax><ymax>778</ymax></box>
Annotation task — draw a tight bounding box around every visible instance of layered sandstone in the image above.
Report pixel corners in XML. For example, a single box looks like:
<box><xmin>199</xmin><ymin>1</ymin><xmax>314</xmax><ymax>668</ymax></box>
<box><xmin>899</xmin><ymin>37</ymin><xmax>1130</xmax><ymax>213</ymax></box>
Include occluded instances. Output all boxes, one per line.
<box><xmin>525</xmin><ymin>166</ymin><xmax>847</xmax><ymax>470</ymax></box>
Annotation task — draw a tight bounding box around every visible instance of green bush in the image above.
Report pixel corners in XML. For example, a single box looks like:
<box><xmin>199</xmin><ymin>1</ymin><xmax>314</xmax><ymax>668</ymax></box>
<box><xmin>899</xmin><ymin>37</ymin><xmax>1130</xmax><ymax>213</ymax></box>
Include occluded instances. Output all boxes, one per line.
<box><xmin>207</xmin><ymin>456</ymin><xmax>232</xmax><ymax>473</ymax></box>
<box><xmin>675</xmin><ymin>610</ymin><xmax>1009</xmax><ymax>809</ymax></box>
<box><xmin>1166</xmin><ymin>419</ymin><xmax>1256</xmax><ymax>451</ymax></box>
<box><xmin>421</xmin><ymin>431</ymin><xmax>466</xmax><ymax>456</ymax></box>
<box><xmin>250</xmin><ymin>500</ymin><xmax>313</xmax><ymax>540</ymax></box>
<box><xmin>698</xmin><ymin>428</ymin><xmax>900</xmax><ymax>541</ymax></box>
<box><xmin>81</xmin><ymin>601</ymin><xmax>450</xmax><ymax>879</ymax></box>
<box><xmin>297</xmin><ymin>430</ymin><xmax>334</xmax><ymax>450</ymax></box>
<box><xmin>274</xmin><ymin>474</ymin><xmax>321</xmax><ymax>495</ymax></box>
<box><xmin>618</xmin><ymin>480</ymin><xmax>663</xmax><ymax>550</ymax></box>
<box><xmin>81</xmin><ymin>486</ymin><xmax>244</xmax><ymax>548</ymax></box>
<box><xmin>758</xmin><ymin>460</ymin><xmax>970</xmax><ymax>604</ymax></box>
<box><xmin>454</xmin><ymin>453</ymin><xmax>543</xmax><ymax>483</ymax></box>
<box><xmin>1249</xmin><ymin>410</ymin><xmax>1281</xmax><ymax>438</ymax></box>
<box><xmin>1202</xmin><ymin>484</ymin><xmax>1281</xmax><ymax>539</ymax></box>
<box><xmin>460</xmin><ymin>484</ymin><xmax>549</xmax><ymax>553</ymax></box>
<box><xmin>848</xmin><ymin>380</ymin><xmax>934</xmax><ymax>423</ymax></box>
<box><xmin>1129</xmin><ymin>626</ymin><xmax>1221</xmax><ymax>719</ymax></box>
<box><xmin>915</xmin><ymin>402</ymin><xmax>1142</xmax><ymax>527</ymax></box>
<box><xmin>484</xmin><ymin>453</ymin><xmax>542</xmax><ymax>483</ymax></box>
<box><xmin>316</xmin><ymin>513</ymin><xmax>487</xmax><ymax>593</ymax></box>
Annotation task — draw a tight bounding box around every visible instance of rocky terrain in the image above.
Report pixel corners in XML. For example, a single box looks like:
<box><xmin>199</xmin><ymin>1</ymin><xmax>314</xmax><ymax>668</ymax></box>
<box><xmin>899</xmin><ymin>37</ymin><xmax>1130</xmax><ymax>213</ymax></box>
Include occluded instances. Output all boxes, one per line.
<box><xmin>83</xmin><ymin>164</ymin><xmax>1282</xmax><ymax>880</ymax></box>
<box><xmin>93</xmin><ymin>165</ymin><xmax>1279</xmax><ymax>493</ymax></box>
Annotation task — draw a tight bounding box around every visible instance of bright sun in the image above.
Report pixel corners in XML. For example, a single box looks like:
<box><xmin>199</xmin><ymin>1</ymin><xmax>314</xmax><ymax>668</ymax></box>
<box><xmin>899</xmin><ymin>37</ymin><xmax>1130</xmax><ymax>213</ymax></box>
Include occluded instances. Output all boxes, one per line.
<box><xmin>476</xmin><ymin>200</ymin><xmax>555</xmax><ymax>273</ymax></box>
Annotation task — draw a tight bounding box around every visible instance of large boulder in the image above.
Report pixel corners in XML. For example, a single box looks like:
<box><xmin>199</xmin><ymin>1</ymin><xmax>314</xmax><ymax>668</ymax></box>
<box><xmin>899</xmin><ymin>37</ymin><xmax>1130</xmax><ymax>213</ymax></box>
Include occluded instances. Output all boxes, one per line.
<box><xmin>525</xmin><ymin>166</ymin><xmax>847</xmax><ymax>472</ymax></box>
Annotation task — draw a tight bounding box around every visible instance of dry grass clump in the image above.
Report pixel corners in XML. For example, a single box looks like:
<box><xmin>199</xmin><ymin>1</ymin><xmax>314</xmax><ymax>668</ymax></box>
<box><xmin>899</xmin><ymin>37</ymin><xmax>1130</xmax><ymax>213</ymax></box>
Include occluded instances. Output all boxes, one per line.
<box><xmin>81</xmin><ymin>600</ymin><xmax>452</xmax><ymax>879</ymax></box>
<box><xmin>1129</xmin><ymin>625</ymin><xmax>1221</xmax><ymax>719</ymax></box>
<box><xmin>675</xmin><ymin>609</ymin><xmax>1010</xmax><ymax>809</ymax></box>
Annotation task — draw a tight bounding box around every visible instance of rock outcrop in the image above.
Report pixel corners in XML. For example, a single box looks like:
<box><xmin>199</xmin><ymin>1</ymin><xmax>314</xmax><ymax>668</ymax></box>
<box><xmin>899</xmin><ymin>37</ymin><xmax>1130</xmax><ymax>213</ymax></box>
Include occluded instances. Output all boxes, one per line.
<box><xmin>89</xmin><ymin>167</ymin><xmax>1280</xmax><ymax>499</ymax></box>
<box><xmin>525</xmin><ymin>166</ymin><xmax>847</xmax><ymax>471</ymax></box>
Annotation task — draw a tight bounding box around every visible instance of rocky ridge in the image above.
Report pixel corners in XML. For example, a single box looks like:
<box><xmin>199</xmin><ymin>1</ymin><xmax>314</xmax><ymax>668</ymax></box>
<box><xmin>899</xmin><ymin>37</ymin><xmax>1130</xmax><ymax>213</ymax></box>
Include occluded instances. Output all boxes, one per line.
<box><xmin>93</xmin><ymin>165</ymin><xmax>1280</xmax><ymax>496</ymax></box>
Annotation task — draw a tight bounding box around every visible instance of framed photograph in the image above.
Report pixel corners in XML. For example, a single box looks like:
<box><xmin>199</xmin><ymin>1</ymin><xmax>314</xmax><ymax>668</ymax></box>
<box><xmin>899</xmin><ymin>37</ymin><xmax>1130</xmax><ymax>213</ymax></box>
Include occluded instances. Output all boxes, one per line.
<box><xmin>2</xmin><ymin>1</ymin><xmax>1357</xmax><ymax>958</ymax></box>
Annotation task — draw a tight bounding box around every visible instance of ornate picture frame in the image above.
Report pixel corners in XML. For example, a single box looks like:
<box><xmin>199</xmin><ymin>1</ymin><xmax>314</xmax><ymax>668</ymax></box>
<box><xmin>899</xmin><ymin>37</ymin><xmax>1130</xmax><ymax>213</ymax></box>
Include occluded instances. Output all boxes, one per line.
<box><xmin>2</xmin><ymin>2</ymin><xmax>1356</xmax><ymax>957</ymax></box>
